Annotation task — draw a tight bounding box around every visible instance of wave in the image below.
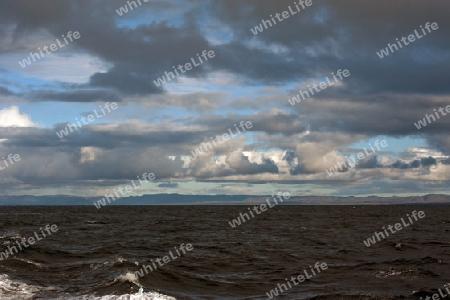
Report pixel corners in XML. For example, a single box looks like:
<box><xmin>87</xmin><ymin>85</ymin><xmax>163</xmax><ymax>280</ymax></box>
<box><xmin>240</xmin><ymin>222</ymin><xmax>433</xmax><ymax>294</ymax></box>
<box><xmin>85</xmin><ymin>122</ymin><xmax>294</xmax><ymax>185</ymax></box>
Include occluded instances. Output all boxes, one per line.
<box><xmin>0</xmin><ymin>274</ymin><xmax>176</xmax><ymax>300</ymax></box>
<box><xmin>0</xmin><ymin>274</ymin><xmax>42</xmax><ymax>300</ymax></box>
<box><xmin>63</xmin><ymin>288</ymin><xmax>177</xmax><ymax>300</ymax></box>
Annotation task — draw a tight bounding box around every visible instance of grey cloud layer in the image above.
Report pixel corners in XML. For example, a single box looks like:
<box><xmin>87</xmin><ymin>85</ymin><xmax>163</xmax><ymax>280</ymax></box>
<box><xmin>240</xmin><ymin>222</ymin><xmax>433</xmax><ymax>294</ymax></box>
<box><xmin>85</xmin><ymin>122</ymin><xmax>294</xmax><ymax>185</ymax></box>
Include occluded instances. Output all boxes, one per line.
<box><xmin>0</xmin><ymin>0</ymin><xmax>449</xmax><ymax>195</ymax></box>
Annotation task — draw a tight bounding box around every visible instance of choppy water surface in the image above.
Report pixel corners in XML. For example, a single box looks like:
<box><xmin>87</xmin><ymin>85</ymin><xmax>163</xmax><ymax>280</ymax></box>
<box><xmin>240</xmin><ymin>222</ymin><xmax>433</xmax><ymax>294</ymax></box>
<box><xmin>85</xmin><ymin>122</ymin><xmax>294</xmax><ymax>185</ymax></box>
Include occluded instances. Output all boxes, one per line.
<box><xmin>0</xmin><ymin>205</ymin><xmax>449</xmax><ymax>299</ymax></box>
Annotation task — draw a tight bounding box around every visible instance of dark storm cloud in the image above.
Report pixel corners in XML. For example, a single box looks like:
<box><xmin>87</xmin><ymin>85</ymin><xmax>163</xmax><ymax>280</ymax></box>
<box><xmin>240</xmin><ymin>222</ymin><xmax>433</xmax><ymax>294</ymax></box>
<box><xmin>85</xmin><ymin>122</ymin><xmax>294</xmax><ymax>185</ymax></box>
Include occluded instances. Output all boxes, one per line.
<box><xmin>356</xmin><ymin>156</ymin><xmax>381</xmax><ymax>169</ymax></box>
<box><xmin>194</xmin><ymin>112</ymin><xmax>306</xmax><ymax>136</ymax></box>
<box><xmin>390</xmin><ymin>156</ymin><xmax>437</xmax><ymax>169</ymax></box>
<box><xmin>0</xmin><ymin>86</ymin><xmax>13</xmax><ymax>96</ymax></box>
<box><xmin>0</xmin><ymin>0</ymin><xmax>210</xmax><ymax>95</ymax></box>
<box><xmin>31</xmin><ymin>89</ymin><xmax>122</xmax><ymax>103</ymax></box>
<box><xmin>1</xmin><ymin>0</ymin><xmax>450</xmax><ymax>100</ymax></box>
<box><xmin>285</xmin><ymin>153</ymin><xmax>311</xmax><ymax>175</ymax></box>
<box><xmin>212</xmin><ymin>0</ymin><xmax>450</xmax><ymax>93</ymax></box>
<box><xmin>426</xmin><ymin>135</ymin><xmax>450</xmax><ymax>155</ymax></box>
<box><xmin>210</xmin><ymin>0</ymin><xmax>450</xmax><ymax>141</ymax></box>
<box><xmin>0</xmin><ymin>128</ymin><xmax>54</xmax><ymax>147</ymax></box>
<box><xmin>1</xmin><ymin>111</ymin><xmax>306</xmax><ymax>151</ymax></box>
<box><xmin>421</xmin><ymin>156</ymin><xmax>437</xmax><ymax>167</ymax></box>
<box><xmin>0</xmin><ymin>124</ymin><xmax>199</xmax><ymax>152</ymax></box>
<box><xmin>0</xmin><ymin>0</ymin><xmax>449</xmax><ymax>93</ymax></box>
<box><xmin>289</xmin><ymin>94</ymin><xmax>450</xmax><ymax>138</ymax></box>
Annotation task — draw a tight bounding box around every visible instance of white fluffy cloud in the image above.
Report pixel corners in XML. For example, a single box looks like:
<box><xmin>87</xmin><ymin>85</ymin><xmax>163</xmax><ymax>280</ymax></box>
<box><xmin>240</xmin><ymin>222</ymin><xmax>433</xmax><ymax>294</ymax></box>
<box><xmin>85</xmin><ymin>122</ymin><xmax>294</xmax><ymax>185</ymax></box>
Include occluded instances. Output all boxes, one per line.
<box><xmin>0</xmin><ymin>106</ymin><xmax>38</xmax><ymax>127</ymax></box>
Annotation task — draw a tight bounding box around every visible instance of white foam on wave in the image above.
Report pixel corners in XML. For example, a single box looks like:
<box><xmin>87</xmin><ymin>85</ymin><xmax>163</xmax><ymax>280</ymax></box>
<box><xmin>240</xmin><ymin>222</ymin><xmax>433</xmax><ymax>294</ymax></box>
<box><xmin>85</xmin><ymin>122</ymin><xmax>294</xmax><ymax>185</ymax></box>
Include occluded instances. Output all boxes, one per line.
<box><xmin>0</xmin><ymin>231</ymin><xmax>24</xmax><ymax>244</ymax></box>
<box><xmin>116</xmin><ymin>271</ymin><xmax>142</xmax><ymax>287</ymax></box>
<box><xmin>62</xmin><ymin>288</ymin><xmax>177</xmax><ymax>300</ymax></box>
<box><xmin>0</xmin><ymin>274</ymin><xmax>41</xmax><ymax>300</ymax></box>
<box><xmin>0</xmin><ymin>274</ymin><xmax>176</xmax><ymax>300</ymax></box>
<box><xmin>131</xmin><ymin>288</ymin><xmax>176</xmax><ymax>300</ymax></box>
<box><xmin>89</xmin><ymin>255</ymin><xmax>128</xmax><ymax>271</ymax></box>
<box><xmin>63</xmin><ymin>273</ymin><xmax>177</xmax><ymax>300</ymax></box>
<box><xmin>14</xmin><ymin>257</ymin><xmax>45</xmax><ymax>268</ymax></box>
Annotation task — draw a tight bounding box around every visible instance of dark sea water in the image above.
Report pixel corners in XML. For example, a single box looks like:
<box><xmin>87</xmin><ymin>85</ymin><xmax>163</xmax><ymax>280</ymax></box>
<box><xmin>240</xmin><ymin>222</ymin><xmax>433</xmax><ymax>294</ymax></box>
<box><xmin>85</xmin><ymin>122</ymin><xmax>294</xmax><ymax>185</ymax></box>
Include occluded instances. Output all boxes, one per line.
<box><xmin>0</xmin><ymin>205</ymin><xmax>449</xmax><ymax>299</ymax></box>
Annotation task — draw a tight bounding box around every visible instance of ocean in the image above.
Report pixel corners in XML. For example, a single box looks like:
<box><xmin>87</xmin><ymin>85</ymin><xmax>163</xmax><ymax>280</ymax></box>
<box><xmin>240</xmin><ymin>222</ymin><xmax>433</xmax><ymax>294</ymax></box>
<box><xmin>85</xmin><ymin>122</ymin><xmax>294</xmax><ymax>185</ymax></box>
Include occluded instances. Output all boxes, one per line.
<box><xmin>0</xmin><ymin>205</ymin><xmax>448</xmax><ymax>299</ymax></box>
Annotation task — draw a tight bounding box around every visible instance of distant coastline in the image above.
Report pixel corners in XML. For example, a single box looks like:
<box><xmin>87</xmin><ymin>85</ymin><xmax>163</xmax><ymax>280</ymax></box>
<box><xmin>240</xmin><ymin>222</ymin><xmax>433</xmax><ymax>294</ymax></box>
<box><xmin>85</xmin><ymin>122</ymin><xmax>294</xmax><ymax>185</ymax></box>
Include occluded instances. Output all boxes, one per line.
<box><xmin>0</xmin><ymin>194</ymin><xmax>449</xmax><ymax>205</ymax></box>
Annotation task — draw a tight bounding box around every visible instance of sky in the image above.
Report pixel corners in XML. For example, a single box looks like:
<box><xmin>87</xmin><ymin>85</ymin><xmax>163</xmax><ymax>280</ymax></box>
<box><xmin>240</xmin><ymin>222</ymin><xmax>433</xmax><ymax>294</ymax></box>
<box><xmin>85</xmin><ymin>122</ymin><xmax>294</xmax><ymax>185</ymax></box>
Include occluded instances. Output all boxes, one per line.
<box><xmin>0</xmin><ymin>0</ymin><xmax>449</xmax><ymax>198</ymax></box>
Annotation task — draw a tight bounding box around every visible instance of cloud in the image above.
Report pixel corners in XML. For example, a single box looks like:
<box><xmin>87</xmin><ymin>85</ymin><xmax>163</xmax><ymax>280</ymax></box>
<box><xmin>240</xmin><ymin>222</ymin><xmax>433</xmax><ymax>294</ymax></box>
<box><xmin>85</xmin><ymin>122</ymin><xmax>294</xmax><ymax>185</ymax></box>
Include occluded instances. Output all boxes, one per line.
<box><xmin>0</xmin><ymin>86</ymin><xmax>13</xmax><ymax>95</ymax></box>
<box><xmin>31</xmin><ymin>89</ymin><xmax>122</xmax><ymax>103</ymax></box>
<box><xmin>158</xmin><ymin>182</ymin><xmax>179</xmax><ymax>188</ymax></box>
<box><xmin>0</xmin><ymin>106</ymin><xmax>38</xmax><ymax>127</ymax></box>
<box><xmin>0</xmin><ymin>0</ymin><xmax>449</xmax><ymax>197</ymax></box>
<box><xmin>390</xmin><ymin>156</ymin><xmax>437</xmax><ymax>169</ymax></box>
<box><xmin>357</xmin><ymin>155</ymin><xmax>381</xmax><ymax>169</ymax></box>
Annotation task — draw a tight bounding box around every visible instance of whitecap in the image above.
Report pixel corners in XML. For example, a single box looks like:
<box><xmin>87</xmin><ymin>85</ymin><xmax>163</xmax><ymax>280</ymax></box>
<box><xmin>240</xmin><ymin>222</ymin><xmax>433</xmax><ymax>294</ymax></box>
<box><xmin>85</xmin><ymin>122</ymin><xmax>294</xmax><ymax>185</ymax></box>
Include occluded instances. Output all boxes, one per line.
<box><xmin>0</xmin><ymin>273</ymin><xmax>176</xmax><ymax>300</ymax></box>
<box><xmin>0</xmin><ymin>274</ymin><xmax>41</xmax><ymax>300</ymax></box>
<box><xmin>60</xmin><ymin>288</ymin><xmax>177</xmax><ymax>300</ymax></box>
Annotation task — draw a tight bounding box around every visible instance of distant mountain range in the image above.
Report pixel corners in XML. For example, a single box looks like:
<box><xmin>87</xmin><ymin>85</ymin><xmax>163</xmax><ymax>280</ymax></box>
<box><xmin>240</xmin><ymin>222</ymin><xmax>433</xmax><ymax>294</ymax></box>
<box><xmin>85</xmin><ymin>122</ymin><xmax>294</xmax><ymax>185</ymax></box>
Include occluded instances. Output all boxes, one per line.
<box><xmin>0</xmin><ymin>194</ymin><xmax>449</xmax><ymax>205</ymax></box>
